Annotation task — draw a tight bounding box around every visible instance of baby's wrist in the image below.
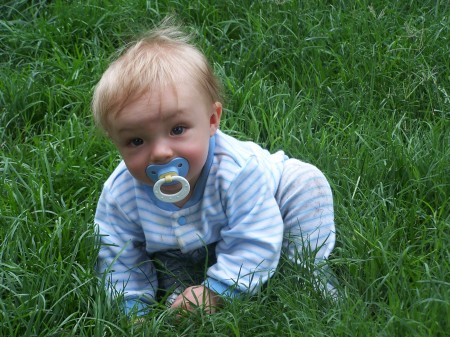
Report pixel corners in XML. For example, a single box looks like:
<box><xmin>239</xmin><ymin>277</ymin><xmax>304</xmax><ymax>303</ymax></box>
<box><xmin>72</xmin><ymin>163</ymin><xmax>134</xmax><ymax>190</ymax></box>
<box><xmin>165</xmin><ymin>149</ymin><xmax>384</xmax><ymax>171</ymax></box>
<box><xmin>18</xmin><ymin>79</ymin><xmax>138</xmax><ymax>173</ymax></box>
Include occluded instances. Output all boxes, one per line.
<box><xmin>202</xmin><ymin>277</ymin><xmax>242</xmax><ymax>298</ymax></box>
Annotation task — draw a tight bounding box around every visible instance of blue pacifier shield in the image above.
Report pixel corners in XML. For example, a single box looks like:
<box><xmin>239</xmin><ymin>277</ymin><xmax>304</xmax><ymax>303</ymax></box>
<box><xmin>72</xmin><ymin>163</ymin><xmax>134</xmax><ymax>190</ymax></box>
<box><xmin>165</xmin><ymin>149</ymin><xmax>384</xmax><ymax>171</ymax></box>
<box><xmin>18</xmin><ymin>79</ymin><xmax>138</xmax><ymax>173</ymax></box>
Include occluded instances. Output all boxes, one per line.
<box><xmin>146</xmin><ymin>157</ymin><xmax>189</xmax><ymax>183</ymax></box>
<box><xmin>145</xmin><ymin>157</ymin><xmax>191</xmax><ymax>203</ymax></box>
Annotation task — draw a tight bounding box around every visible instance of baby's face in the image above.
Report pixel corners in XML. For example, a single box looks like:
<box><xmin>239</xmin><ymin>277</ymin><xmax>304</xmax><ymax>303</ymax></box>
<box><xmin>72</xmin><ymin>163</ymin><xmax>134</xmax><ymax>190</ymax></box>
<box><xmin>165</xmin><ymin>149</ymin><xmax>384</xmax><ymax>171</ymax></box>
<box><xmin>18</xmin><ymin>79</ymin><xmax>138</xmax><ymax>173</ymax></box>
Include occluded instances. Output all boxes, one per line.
<box><xmin>106</xmin><ymin>82</ymin><xmax>221</xmax><ymax>204</ymax></box>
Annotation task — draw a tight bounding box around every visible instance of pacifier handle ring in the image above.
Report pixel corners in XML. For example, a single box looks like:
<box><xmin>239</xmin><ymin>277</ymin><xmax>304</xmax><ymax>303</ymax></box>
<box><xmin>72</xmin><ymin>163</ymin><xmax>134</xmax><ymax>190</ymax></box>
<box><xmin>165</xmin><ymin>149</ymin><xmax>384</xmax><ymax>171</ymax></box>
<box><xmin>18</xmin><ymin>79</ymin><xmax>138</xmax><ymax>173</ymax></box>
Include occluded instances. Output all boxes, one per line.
<box><xmin>153</xmin><ymin>175</ymin><xmax>190</xmax><ymax>203</ymax></box>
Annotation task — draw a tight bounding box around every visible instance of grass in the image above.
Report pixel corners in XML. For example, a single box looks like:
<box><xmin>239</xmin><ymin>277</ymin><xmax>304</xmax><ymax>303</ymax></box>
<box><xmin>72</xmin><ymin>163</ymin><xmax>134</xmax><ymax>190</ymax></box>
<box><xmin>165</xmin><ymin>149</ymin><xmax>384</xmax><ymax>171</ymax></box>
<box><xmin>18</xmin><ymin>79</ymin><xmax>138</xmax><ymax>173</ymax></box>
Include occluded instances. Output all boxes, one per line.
<box><xmin>0</xmin><ymin>0</ymin><xmax>448</xmax><ymax>336</ymax></box>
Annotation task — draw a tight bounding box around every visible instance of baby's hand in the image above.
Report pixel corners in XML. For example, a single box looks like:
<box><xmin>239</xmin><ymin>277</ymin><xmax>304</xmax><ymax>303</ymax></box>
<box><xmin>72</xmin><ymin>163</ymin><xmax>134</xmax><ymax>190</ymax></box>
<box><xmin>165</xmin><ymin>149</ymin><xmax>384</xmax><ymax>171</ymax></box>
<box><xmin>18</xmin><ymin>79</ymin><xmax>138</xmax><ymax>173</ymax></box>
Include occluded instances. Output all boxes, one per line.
<box><xmin>170</xmin><ymin>285</ymin><xmax>220</xmax><ymax>314</ymax></box>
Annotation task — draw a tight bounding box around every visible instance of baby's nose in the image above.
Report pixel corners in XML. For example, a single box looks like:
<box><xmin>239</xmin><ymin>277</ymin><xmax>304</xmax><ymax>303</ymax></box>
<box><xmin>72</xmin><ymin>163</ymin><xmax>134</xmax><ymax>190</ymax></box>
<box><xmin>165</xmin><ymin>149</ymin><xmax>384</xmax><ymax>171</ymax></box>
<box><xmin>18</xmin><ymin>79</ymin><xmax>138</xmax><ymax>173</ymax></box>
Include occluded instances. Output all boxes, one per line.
<box><xmin>149</xmin><ymin>140</ymin><xmax>173</xmax><ymax>163</ymax></box>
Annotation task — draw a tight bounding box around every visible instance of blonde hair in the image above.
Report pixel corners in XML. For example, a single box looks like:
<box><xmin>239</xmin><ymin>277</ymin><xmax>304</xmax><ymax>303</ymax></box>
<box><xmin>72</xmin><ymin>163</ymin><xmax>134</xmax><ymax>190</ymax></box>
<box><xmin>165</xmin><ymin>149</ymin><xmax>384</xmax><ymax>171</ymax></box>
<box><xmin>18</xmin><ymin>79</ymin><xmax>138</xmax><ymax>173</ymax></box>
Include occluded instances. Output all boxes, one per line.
<box><xmin>92</xmin><ymin>18</ymin><xmax>222</xmax><ymax>130</ymax></box>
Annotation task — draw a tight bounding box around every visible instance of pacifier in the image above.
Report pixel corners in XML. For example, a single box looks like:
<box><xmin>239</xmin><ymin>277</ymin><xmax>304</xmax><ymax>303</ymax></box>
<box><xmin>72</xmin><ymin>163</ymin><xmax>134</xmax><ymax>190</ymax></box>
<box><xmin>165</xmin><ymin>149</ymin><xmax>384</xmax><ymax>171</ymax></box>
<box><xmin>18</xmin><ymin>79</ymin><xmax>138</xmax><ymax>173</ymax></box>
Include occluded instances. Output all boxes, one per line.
<box><xmin>145</xmin><ymin>157</ymin><xmax>190</xmax><ymax>203</ymax></box>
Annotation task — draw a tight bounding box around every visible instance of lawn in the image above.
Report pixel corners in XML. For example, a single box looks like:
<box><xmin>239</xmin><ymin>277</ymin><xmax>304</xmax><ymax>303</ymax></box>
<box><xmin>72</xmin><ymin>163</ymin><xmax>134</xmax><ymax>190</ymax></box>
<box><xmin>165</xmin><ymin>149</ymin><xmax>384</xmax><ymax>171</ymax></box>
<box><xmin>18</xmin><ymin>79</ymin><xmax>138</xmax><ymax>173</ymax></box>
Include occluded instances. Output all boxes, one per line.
<box><xmin>0</xmin><ymin>0</ymin><xmax>448</xmax><ymax>336</ymax></box>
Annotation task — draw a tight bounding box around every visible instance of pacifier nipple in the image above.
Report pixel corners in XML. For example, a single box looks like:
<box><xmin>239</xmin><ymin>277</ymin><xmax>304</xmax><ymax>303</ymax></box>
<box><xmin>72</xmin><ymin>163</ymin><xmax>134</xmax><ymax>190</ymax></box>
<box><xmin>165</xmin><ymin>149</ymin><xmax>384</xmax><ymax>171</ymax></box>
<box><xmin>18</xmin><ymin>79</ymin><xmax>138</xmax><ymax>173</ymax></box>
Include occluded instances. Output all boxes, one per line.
<box><xmin>145</xmin><ymin>158</ymin><xmax>190</xmax><ymax>203</ymax></box>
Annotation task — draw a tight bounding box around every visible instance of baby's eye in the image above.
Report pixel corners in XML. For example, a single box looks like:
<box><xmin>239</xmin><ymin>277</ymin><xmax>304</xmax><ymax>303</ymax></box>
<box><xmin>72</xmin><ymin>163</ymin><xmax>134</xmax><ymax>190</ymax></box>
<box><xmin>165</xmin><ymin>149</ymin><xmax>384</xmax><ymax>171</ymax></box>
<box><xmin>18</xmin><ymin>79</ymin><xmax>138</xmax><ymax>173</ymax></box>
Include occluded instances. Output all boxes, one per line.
<box><xmin>130</xmin><ymin>138</ymin><xmax>144</xmax><ymax>147</ymax></box>
<box><xmin>171</xmin><ymin>126</ymin><xmax>185</xmax><ymax>136</ymax></box>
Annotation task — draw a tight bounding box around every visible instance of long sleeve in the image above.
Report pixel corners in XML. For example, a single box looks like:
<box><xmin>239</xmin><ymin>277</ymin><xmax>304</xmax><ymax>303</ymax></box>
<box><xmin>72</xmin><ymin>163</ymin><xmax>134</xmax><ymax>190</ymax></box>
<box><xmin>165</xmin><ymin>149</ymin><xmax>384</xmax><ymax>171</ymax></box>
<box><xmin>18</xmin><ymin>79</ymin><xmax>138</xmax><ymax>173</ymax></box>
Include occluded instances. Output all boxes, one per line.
<box><xmin>95</xmin><ymin>186</ymin><xmax>157</xmax><ymax>314</ymax></box>
<box><xmin>203</xmin><ymin>156</ymin><xmax>285</xmax><ymax>296</ymax></box>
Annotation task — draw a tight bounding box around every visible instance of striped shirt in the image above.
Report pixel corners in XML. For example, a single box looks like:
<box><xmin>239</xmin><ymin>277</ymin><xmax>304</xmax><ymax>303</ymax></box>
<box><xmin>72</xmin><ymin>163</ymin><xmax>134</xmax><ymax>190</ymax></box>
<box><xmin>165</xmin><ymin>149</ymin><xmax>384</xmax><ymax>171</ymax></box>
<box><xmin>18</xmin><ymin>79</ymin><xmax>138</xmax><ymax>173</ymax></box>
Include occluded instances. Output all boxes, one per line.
<box><xmin>95</xmin><ymin>130</ymin><xmax>335</xmax><ymax>310</ymax></box>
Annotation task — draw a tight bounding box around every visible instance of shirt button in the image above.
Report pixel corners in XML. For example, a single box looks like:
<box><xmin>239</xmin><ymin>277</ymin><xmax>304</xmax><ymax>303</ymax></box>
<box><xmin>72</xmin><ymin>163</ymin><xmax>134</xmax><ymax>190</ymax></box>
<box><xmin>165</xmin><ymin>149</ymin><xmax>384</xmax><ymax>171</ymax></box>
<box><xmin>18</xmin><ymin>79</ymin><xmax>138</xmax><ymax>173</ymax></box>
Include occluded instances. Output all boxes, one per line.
<box><xmin>177</xmin><ymin>216</ymin><xmax>187</xmax><ymax>225</ymax></box>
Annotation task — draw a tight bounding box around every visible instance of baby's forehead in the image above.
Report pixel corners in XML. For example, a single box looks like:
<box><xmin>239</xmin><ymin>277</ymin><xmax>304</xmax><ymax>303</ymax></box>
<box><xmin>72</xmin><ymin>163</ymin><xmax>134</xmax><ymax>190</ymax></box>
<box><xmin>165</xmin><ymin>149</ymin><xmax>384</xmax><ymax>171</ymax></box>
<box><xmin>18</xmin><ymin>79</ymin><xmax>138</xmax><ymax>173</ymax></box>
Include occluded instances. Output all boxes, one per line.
<box><xmin>150</xmin><ymin>79</ymin><xmax>210</xmax><ymax>102</ymax></box>
<box><xmin>117</xmin><ymin>80</ymin><xmax>209</xmax><ymax>117</ymax></box>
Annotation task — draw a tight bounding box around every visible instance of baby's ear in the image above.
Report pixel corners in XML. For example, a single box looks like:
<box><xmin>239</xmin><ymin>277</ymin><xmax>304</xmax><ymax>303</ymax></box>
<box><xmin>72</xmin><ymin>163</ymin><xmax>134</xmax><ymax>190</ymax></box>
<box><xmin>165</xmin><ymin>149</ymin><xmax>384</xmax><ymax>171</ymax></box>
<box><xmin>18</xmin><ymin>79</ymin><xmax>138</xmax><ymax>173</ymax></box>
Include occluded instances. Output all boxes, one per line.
<box><xmin>210</xmin><ymin>102</ymin><xmax>222</xmax><ymax>135</ymax></box>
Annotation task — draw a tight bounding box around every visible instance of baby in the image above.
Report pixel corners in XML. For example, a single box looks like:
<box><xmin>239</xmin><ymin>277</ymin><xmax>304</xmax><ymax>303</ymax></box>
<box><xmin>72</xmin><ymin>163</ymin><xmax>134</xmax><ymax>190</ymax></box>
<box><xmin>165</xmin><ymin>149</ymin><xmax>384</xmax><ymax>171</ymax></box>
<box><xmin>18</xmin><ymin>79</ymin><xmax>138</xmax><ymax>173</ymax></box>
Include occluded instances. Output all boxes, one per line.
<box><xmin>92</xmin><ymin>18</ymin><xmax>336</xmax><ymax>316</ymax></box>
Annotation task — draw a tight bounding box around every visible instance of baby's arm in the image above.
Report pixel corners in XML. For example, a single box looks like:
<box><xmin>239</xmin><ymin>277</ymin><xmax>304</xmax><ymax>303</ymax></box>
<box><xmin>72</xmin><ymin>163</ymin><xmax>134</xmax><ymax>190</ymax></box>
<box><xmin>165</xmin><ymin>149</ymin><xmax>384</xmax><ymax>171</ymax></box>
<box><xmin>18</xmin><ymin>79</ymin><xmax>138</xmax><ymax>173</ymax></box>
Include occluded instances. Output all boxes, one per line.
<box><xmin>203</xmin><ymin>158</ymin><xmax>285</xmax><ymax>298</ymax></box>
<box><xmin>95</xmin><ymin>187</ymin><xmax>157</xmax><ymax>316</ymax></box>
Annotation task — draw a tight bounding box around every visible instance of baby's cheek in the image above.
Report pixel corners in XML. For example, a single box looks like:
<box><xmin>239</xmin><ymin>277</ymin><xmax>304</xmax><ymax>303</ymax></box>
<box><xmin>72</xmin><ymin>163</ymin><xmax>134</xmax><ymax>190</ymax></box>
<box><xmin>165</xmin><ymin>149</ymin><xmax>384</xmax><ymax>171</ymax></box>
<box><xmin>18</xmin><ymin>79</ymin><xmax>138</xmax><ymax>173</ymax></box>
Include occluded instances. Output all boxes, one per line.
<box><xmin>124</xmin><ymin>160</ymin><xmax>148</xmax><ymax>183</ymax></box>
<box><xmin>189</xmin><ymin>150</ymin><xmax>209</xmax><ymax>173</ymax></box>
